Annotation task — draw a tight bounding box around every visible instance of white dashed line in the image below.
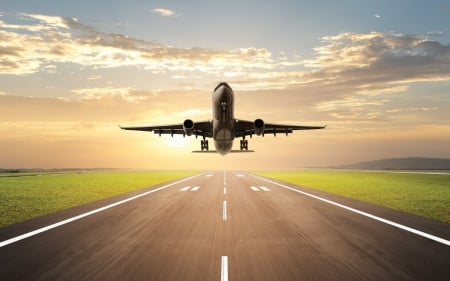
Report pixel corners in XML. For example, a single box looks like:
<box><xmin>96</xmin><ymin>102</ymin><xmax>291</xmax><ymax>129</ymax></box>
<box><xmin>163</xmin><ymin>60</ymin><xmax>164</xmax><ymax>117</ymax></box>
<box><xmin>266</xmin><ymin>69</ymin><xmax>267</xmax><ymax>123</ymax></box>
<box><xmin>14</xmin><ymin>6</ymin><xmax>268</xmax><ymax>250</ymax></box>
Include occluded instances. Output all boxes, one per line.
<box><xmin>224</xmin><ymin>187</ymin><xmax>227</xmax><ymax>194</ymax></box>
<box><xmin>221</xmin><ymin>256</ymin><xmax>228</xmax><ymax>281</ymax></box>
<box><xmin>180</xmin><ymin>186</ymin><xmax>191</xmax><ymax>191</ymax></box>
<box><xmin>191</xmin><ymin>186</ymin><xmax>200</xmax><ymax>191</ymax></box>
<box><xmin>223</xmin><ymin>201</ymin><xmax>227</xmax><ymax>221</ymax></box>
<box><xmin>250</xmin><ymin>186</ymin><xmax>260</xmax><ymax>192</ymax></box>
<box><xmin>259</xmin><ymin>186</ymin><xmax>270</xmax><ymax>191</ymax></box>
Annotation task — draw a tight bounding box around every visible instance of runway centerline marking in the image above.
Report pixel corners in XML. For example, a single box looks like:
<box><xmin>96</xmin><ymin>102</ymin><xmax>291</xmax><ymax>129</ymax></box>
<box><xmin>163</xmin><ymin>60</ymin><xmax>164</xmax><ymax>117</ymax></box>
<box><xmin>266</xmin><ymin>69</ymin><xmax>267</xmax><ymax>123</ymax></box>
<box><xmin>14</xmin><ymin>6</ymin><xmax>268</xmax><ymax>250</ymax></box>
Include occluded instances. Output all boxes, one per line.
<box><xmin>190</xmin><ymin>186</ymin><xmax>200</xmax><ymax>191</ymax></box>
<box><xmin>224</xmin><ymin>187</ymin><xmax>227</xmax><ymax>194</ymax></box>
<box><xmin>0</xmin><ymin>172</ymin><xmax>207</xmax><ymax>248</ymax></box>
<box><xmin>223</xmin><ymin>201</ymin><xmax>227</xmax><ymax>221</ymax></box>
<box><xmin>250</xmin><ymin>186</ymin><xmax>260</xmax><ymax>192</ymax></box>
<box><xmin>259</xmin><ymin>186</ymin><xmax>270</xmax><ymax>191</ymax></box>
<box><xmin>249</xmin><ymin>173</ymin><xmax>450</xmax><ymax>247</ymax></box>
<box><xmin>180</xmin><ymin>186</ymin><xmax>191</xmax><ymax>191</ymax></box>
<box><xmin>221</xmin><ymin>256</ymin><xmax>228</xmax><ymax>281</ymax></box>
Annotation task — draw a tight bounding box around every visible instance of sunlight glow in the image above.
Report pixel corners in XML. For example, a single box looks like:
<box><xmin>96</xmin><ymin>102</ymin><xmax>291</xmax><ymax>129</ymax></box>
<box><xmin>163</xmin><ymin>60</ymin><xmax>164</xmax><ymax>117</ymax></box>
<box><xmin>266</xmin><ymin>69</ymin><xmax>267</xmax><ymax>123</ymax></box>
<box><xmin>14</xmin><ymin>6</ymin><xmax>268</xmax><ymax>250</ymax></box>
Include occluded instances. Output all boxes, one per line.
<box><xmin>163</xmin><ymin>135</ymin><xmax>190</xmax><ymax>147</ymax></box>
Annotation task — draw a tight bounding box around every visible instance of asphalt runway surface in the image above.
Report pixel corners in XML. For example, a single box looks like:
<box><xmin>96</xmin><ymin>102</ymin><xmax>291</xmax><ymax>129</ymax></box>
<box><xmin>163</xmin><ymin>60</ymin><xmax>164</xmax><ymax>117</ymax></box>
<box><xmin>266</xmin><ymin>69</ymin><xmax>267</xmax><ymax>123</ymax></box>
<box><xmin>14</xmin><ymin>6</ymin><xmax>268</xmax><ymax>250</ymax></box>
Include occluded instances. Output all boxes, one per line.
<box><xmin>1</xmin><ymin>171</ymin><xmax>449</xmax><ymax>280</ymax></box>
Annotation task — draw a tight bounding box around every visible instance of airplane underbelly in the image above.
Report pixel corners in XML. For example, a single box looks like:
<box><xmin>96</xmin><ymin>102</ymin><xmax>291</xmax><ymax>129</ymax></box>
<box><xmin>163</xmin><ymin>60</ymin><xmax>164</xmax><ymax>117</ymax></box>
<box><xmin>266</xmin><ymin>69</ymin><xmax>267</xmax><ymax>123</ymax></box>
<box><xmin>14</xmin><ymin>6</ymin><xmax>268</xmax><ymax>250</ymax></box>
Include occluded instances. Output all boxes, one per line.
<box><xmin>214</xmin><ymin>128</ymin><xmax>234</xmax><ymax>155</ymax></box>
<box><xmin>216</xmin><ymin>128</ymin><xmax>233</xmax><ymax>141</ymax></box>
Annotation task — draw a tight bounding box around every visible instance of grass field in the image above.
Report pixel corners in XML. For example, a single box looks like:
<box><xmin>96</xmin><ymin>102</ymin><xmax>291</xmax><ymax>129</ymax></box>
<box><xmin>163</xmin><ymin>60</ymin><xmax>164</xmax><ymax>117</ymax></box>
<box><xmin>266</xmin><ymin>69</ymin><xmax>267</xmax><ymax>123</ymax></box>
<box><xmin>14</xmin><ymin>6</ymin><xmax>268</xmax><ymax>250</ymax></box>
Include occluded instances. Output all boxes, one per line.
<box><xmin>0</xmin><ymin>170</ymin><xmax>197</xmax><ymax>227</ymax></box>
<box><xmin>255</xmin><ymin>170</ymin><xmax>450</xmax><ymax>224</ymax></box>
<box><xmin>1</xmin><ymin>170</ymin><xmax>449</xmax><ymax>227</ymax></box>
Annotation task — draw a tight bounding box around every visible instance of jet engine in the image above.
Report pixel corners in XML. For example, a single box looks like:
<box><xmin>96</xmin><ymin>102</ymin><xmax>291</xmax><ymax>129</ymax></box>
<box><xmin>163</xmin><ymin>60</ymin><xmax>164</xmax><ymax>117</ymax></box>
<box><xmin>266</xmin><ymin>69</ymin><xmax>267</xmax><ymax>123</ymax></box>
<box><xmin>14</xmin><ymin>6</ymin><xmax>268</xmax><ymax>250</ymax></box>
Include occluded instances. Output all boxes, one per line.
<box><xmin>183</xmin><ymin>119</ymin><xmax>194</xmax><ymax>136</ymax></box>
<box><xmin>254</xmin><ymin>119</ymin><xmax>265</xmax><ymax>136</ymax></box>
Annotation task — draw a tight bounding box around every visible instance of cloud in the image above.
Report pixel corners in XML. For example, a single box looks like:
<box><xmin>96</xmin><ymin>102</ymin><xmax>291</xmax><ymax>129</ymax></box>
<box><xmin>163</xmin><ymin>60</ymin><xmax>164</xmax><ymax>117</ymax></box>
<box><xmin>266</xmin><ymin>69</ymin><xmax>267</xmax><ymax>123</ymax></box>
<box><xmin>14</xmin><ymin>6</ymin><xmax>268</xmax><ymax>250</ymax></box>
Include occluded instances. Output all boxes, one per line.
<box><xmin>72</xmin><ymin>87</ymin><xmax>136</xmax><ymax>101</ymax></box>
<box><xmin>1</xmin><ymin>13</ymin><xmax>449</xmax><ymax>127</ymax></box>
<box><xmin>152</xmin><ymin>8</ymin><xmax>176</xmax><ymax>17</ymax></box>
<box><xmin>386</xmin><ymin>107</ymin><xmax>438</xmax><ymax>113</ymax></box>
<box><xmin>227</xmin><ymin>32</ymin><xmax>450</xmax><ymax>93</ymax></box>
<box><xmin>24</xmin><ymin>13</ymin><xmax>70</xmax><ymax>29</ymax></box>
<box><xmin>426</xmin><ymin>31</ymin><xmax>443</xmax><ymax>36</ymax></box>
<box><xmin>179</xmin><ymin>109</ymin><xmax>211</xmax><ymax>117</ymax></box>
<box><xmin>0</xmin><ymin>13</ymin><xmax>272</xmax><ymax>75</ymax></box>
<box><xmin>221</xmin><ymin>31</ymin><xmax>450</xmax><ymax>124</ymax></box>
<box><xmin>7</xmin><ymin>13</ymin><xmax>448</xmax><ymax>94</ymax></box>
<box><xmin>305</xmin><ymin>32</ymin><xmax>450</xmax><ymax>71</ymax></box>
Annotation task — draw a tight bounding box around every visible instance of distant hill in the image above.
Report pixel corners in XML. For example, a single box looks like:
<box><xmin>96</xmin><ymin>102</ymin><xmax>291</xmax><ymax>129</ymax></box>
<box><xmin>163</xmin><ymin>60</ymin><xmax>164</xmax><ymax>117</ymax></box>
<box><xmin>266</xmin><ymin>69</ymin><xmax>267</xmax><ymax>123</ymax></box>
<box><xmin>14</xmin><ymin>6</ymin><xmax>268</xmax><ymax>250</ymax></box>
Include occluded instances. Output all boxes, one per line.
<box><xmin>334</xmin><ymin>157</ymin><xmax>450</xmax><ymax>170</ymax></box>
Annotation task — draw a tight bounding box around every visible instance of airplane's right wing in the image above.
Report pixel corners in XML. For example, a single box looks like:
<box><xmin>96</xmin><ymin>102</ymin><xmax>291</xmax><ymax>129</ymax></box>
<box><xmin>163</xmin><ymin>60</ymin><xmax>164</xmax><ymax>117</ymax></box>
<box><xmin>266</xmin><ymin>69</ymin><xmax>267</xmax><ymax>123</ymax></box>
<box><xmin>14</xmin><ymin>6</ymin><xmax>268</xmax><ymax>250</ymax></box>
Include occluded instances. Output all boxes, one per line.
<box><xmin>119</xmin><ymin>120</ymin><xmax>213</xmax><ymax>138</ymax></box>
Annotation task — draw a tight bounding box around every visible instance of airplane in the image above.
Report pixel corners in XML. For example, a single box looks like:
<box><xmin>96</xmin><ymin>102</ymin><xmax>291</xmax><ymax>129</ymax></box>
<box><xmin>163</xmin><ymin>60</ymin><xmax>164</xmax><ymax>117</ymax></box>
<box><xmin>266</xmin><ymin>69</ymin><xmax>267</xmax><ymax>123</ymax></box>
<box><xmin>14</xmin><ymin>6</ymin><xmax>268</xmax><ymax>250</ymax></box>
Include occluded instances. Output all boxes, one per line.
<box><xmin>120</xmin><ymin>82</ymin><xmax>325</xmax><ymax>155</ymax></box>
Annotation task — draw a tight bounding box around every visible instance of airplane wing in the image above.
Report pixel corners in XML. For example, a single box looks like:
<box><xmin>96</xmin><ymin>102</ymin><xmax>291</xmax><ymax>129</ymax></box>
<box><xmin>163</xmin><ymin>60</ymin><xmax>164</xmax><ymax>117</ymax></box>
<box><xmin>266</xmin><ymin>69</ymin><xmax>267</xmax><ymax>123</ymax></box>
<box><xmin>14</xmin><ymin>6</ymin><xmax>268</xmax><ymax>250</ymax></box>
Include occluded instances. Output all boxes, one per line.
<box><xmin>119</xmin><ymin>120</ymin><xmax>213</xmax><ymax>138</ymax></box>
<box><xmin>234</xmin><ymin>119</ymin><xmax>325</xmax><ymax>138</ymax></box>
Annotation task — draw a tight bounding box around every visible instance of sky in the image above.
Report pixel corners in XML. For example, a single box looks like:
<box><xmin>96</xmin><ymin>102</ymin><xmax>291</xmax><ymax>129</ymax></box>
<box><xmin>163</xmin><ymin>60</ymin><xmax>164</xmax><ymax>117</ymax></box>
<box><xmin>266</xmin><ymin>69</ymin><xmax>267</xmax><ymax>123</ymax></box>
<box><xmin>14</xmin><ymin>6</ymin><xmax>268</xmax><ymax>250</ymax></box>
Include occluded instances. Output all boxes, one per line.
<box><xmin>1</xmin><ymin>0</ymin><xmax>449</xmax><ymax>169</ymax></box>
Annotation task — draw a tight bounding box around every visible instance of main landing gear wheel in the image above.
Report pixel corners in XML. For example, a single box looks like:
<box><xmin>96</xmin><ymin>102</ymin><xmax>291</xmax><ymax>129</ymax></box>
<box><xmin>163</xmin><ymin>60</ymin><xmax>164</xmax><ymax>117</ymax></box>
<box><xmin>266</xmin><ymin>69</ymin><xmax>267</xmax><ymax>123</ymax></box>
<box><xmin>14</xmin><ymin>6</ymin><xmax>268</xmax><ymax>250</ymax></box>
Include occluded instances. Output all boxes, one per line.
<box><xmin>240</xmin><ymin>139</ymin><xmax>249</xmax><ymax>151</ymax></box>
<box><xmin>201</xmin><ymin>139</ymin><xmax>209</xmax><ymax>151</ymax></box>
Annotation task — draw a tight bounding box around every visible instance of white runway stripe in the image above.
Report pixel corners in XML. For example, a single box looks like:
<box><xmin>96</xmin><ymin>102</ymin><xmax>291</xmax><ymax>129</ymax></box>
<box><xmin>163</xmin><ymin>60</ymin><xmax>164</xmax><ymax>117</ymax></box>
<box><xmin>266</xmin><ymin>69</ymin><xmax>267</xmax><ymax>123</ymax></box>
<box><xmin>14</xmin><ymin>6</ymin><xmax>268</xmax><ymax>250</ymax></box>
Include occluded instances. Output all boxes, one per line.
<box><xmin>223</xmin><ymin>201</ymin><xmax>227</xmax><ymax>221</ymax></box>
<box><xmin>0</xmin><ymin>172</ymin><xmax>208</xmax><ymax>248</ymax></box>
<box><xmin>221</xmin><ymin>256</ymin><xmax>228</xmax><ymax>281</ymax></box>
<box><xmin>249</xmin><ymin>173</ymin><xmax>450</xmax><ymax>247</ymax></box>
<box><xmin>250</xmin><ymin>186</ymin><xmax>270</xmax><ymax>192</ymax></box>
<box><xmin>180</xmin><ymin>186</ymin><xmax>200</xmax><ymax>191</ymax></box>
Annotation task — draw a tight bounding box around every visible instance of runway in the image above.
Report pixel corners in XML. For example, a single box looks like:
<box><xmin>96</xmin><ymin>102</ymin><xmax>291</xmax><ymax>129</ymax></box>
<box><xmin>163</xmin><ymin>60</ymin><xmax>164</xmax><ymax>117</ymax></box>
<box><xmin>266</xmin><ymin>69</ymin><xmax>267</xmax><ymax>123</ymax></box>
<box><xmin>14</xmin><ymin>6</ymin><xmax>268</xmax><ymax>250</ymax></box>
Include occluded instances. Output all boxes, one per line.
<box><xmin>1</xmin><ymin>171</ymin><xmax>449</xmax><ymax>280</ymax></box>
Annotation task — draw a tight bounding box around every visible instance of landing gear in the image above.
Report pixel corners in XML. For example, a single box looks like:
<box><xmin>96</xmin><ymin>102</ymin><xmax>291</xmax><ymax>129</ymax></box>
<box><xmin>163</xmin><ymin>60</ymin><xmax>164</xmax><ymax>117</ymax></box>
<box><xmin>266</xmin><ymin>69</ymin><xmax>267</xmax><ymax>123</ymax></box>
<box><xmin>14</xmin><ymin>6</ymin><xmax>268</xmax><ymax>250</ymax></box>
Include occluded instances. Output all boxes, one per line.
<box><xmin>201</xmin><ymin>137</ymin><xmax>209</xmax><ymax>151</ymax></box>
<box><xmin>240</xmin><ymin>138</ymin><xmax>249</xmax><ymax>151</ymax></box>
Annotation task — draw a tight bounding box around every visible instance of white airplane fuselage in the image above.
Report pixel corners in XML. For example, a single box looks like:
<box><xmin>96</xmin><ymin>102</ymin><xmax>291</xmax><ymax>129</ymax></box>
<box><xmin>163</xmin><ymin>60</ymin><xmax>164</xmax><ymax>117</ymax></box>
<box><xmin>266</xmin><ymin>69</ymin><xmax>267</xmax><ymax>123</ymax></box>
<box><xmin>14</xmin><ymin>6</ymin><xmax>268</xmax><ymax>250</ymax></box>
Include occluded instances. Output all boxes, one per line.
<box><xmin>212</xmin><ymin>82</ymin><xmax>235</xmax><ymax>155</ymax></box>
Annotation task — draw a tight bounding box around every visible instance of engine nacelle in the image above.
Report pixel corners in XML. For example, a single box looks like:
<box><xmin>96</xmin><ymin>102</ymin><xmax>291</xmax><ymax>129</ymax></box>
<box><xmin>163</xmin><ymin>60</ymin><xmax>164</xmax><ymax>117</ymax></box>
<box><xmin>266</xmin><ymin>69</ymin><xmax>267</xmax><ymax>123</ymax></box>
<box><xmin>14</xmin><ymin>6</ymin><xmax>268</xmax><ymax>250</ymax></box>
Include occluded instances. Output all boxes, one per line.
<box><xmin>183</xmin><ymin>119</ymin><xmax>194</xmax><ymax>136</ymax></box>
<box><xmin>254</xmin><ymin>119</ymin><xmax>265</xmax><ymax>136</ymax></box>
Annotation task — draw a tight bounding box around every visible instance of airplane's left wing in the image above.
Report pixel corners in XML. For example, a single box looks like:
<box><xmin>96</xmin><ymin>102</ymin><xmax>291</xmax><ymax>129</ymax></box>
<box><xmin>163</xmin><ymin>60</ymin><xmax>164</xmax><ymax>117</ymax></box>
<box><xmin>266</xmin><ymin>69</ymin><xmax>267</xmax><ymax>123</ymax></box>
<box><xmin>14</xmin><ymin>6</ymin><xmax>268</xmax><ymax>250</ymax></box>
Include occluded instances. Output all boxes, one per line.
<box><xmin>234</xmin><ymin>119</ymin><xmax>325</xmax><ymax>138</ymax></box>
<box><xmin>120</xmin><ymin>120</ymin><xmax>213</xmax><ymax>138</ymax></box>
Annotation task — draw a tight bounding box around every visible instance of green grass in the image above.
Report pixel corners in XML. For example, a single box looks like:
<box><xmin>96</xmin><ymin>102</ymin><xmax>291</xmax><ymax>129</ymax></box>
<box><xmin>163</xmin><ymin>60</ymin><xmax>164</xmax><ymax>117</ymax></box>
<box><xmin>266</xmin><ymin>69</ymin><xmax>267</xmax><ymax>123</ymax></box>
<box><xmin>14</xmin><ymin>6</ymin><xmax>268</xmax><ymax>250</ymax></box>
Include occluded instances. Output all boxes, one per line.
<box><xmin>255</xmin><ymin>170</ymin><xmax>450</xmax><ymax>223</ymax></box>
<box><xmin>0</xmin><ymin>170</ymin><xmax>198</xmax><ymax>227</ymax></box>
<box><xmin>2</xmin><ymin>169</ymin><xmax>448</xmax><ymax>227</ymax></box>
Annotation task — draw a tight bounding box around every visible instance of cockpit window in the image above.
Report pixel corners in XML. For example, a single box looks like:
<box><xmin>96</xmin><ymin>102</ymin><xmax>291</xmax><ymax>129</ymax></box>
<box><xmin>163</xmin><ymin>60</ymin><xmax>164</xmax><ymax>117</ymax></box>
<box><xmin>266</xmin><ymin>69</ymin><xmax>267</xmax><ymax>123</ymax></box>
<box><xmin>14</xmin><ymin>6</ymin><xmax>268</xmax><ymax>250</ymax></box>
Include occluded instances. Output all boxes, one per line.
<box><xmin>214</xmin><ymin>82</ymin><xmax>232</xmax><ymax>92</ymax></box>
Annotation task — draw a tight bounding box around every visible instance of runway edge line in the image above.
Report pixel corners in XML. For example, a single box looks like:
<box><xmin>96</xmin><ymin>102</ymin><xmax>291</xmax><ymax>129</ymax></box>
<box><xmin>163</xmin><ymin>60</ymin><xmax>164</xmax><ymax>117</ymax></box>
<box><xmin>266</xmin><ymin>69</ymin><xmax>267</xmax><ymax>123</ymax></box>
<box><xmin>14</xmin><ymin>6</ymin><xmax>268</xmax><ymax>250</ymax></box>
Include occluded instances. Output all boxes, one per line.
<box><xmin>0</xmin><ymin>172</ymin><xmax>208</xmax><ymax>248</ymax></box>
<box><xmin>248</xmin><ymin>173</ymin><xmax>450</xmax><ymax>247</ymax></box>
